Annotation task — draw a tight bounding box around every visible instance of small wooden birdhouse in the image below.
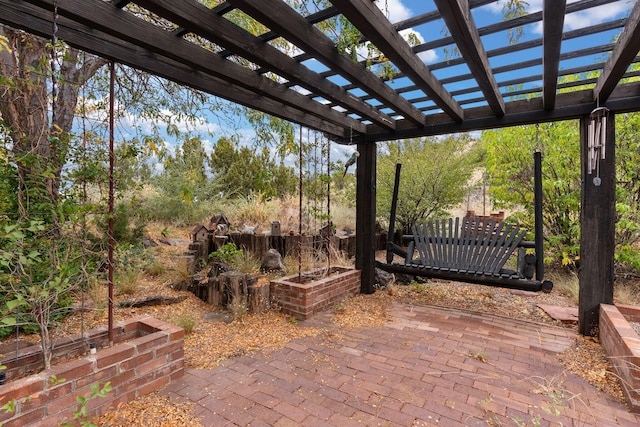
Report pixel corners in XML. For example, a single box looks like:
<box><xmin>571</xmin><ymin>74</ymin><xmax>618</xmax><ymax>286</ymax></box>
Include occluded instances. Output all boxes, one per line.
<box><xmin>271</xmin><ymin>221</ymin><xmax>281</xmax><ymax>236</ymax></box>
<box><xmin>190</xmin><ymin>224</ymin><xmax>209</xmax><ymax>243</ymax></box>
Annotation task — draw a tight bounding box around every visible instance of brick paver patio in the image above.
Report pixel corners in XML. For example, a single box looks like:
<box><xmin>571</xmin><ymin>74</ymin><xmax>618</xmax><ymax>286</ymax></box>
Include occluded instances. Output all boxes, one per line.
<box><xmin>162</xmin><ymin>302</ymin><xmax>640</xmax><ymax>426</ymax></box>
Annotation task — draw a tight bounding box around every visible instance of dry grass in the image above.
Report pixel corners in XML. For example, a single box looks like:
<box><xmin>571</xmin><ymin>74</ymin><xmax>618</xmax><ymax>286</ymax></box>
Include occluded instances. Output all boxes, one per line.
<box><xmin>546</xmin><ymin>270</ymin><xmax>580</xmax><ymax>305</ymax></box>
<box><xmin>615</xmin><ymin>280</ymin><xmax>640</xmax><ymax>305</ymax></box>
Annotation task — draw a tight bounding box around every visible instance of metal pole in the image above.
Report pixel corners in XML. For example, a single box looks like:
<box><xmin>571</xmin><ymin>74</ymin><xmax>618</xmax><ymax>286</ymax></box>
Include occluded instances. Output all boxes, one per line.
<box><xmin>298</xmin><ymin>126</ymin><xmax>303</xmax><ymax>282</ymax></box>
<box><xmin>534</xmin><ymin>151</ymin><xmax>544</xmax><ymax>281</ymax></box>
<box><xmin>386</xmin><ymin>163</ymin><xmax>402</xmax><ymax>264</ymax></box>
<box><xmin>327</xmin><ymin>135</ymin><xmax>331</xmax><ymax>268</ymax></box>
<box><xmin>108</xmin><ymin>61</ymin><xmax>115</xmax><ymax>346</ymax></box>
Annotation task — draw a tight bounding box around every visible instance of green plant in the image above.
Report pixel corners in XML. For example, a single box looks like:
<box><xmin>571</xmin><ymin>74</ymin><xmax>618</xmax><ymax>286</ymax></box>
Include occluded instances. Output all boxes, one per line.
<box><xmin>145</xmin><ymin>261</ymin><xmax>165</xmax><ymax>277</ymax></box>
<box><xmin>232</xmin><ymin>251</ymin><xmax>260</xmax><ymax>274</ymax></box>
<box><xmin>164</xmin><ymin>257</ymin><xmax>193</xmax><ymax>290</ymax></box>
<box><xmin>410</xmin><ymin>282</ymin><xmax>427</xmax><ymax>294</ymax></box>
<box><xmin>209</xmin><ymin>243</ymin><xmax>243</xmax><ymax>265</ymax></box>
<box><xmin>61</xmin><ymin>381</ymin><xmax>113</xmax><ymax>427</ymax></box>
<box><xmin>172</xmin><ymin>314</ymin><xmax>197</xmax><ymax>335</ymax></box>
<box><xmin>115</xmin><ymin>267</ymin><xmax>140</xmax><ymax>295</ymax></box>
<box><xmin>0</xmin><ymin>220</ymin><xmax>80</xmax><ymax>369</ymax></box>
<box><xmin>229</xmin><ymin>300</ymin><xmax>248</xmax><ymax>322</ymax></box>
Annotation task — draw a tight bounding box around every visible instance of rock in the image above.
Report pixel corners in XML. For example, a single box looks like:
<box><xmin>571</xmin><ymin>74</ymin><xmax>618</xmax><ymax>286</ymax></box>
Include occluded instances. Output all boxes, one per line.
<box><xmin>158</xmin><ymin>238</ymin><xmax>191</xmax><ymax>246</ymax></box>
<box><xmin>204</xmin><ymin>311</ymin><xmax>234</xmax><ymax>324</ymax></box>
<box><xmin>537</xmin><ymin>304</ymin><xmax>579</xmax><ymax>324</ymax></box>
<box><xmin>143</xmin><ymin>235</ymin><xmax>158</xmax><ymax>248</ymax></box>
<box><xmin>241</xmin><ymin>223</ymin><xmax>258</xmax><ymax>234</ymax></box>
<box><xmin>260</xmin><ymin>249</ymin><xmax>286</xmax><ymax>273</ymax></box>
<box><xmin>119</xmin><ymin>295</ymin><xmax>188</xmax><ymax>308</ymax></box>
<box><xmin>374</xmin><ymin>268</ymin><xmax>394</xmax><ymax>288</ymax></box>
<box><xmin>207</xmin><ymin>261</ymin><xmax>233</xmax><ymax>277</ymax></box>
<box><xmin>394</xmin><ymin>273</ymin><xmax>417</xmax><ymax>285</ymax></box>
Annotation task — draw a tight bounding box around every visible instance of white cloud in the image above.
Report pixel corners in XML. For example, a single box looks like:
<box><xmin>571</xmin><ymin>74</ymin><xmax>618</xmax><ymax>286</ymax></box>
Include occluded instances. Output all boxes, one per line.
<box><xmin>376</xmin><ymin>0</ymin><xmax>412</xmax><ymax>23</ymax></box>
<box><xmin>563</xmin><ymin>1</ymin><xmax>628</xmax><ymax>30</ymax></box>
<box><xmin>399</xmin><ymin>28</ymin><xmax>438</xmax><ymax>64</ymax></box>
<box><xmin>482</xmin><ymin>0</ymin><xmax>628</xmax><ymax>33</ymax></box>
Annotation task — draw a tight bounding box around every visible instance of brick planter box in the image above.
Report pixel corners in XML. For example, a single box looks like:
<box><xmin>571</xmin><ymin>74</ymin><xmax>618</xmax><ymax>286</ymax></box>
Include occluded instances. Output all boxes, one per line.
<box><xmin>600</xmin><ymin>304</ymin><xmax>640</xmax><ymax>413</ymax></box>
<box><xmin>270</xmin><ymin>266</ymin><xmax>360</xmax><ymax>320</ymax></box>
<box><xmin>0</xmin><ymin>316</ymin><xmax>184</xmax><ymax>426</ymax></box>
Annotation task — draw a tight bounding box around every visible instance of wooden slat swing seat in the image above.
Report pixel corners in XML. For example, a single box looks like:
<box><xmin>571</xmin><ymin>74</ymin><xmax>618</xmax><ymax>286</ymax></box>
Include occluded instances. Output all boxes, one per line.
<box><xmin>377</xmin><ymin>153</ymin><xmax>553</xmax><ymax>293</ymax></box>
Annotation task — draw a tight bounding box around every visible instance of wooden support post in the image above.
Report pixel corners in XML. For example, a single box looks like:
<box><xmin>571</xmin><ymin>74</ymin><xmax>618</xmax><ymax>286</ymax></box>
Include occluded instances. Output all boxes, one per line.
<box><xmin>579</xmin><ymin>113</ymin><xmax>615</xmax><ymax>336</ymax></box>
<box><xmin>356</xmin><ymin>142</ymin><xmax>377</xmax><ymax>294</ymax></box>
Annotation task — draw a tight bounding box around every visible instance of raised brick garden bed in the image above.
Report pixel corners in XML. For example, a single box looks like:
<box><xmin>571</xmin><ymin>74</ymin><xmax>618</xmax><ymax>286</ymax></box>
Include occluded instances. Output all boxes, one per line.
<box><xmin>0</xmin><ymin>316</ymin><xmax>184</xmax><ymax>426</ymax></box>
<box><xmin>270</xmin><ymin>266</ymin><xmax>360</xmax><ymax>320</ymax></box>
<box><xmin>600</xmin><ymin>304</ymin><xmax>640</xmax><ymax>413</ymax></box>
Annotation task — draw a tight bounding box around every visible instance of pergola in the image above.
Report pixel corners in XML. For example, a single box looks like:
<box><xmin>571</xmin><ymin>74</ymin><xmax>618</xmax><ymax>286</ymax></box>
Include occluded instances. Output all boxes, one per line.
<box><xmin>2</xmin><ymin>0</ymin><xmax>640</xmax><ymax>335</ymax></box>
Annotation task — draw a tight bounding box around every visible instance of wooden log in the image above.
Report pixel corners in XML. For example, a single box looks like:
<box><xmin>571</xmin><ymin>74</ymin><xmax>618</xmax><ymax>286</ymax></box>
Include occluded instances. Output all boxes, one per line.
<box><xmin>248</xmin><ymin>282</ymin><xmax>270</xmax><ymax>313</ymax></box>
<box><xmin>119</xmin><ymin>295</ymin><xmax>187</xmax><ymax>308</ymax></box>
<box><xmin>207</xmin><ymin>276</ymin><xmax>223</xmax><ymax>307</ymax></box>
<box><xmin>220</xmin><ymin>271</ymin><xmax>257</xmax><ymax>308</ymax></box>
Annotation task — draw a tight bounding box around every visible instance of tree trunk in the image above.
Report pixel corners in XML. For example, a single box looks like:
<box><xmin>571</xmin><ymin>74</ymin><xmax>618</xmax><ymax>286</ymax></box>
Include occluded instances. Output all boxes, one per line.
<box><xmin>0</xmin><ymin>25</ymin><xmax>106</xmax><ymax>217</ymax></box>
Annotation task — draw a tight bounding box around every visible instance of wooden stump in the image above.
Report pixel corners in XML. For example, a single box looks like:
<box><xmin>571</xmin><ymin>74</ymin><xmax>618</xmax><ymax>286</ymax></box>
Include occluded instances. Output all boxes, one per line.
<box><xmin>220</xmin><ymin>271</ymin><xmax>257</xmax><ymax>308</ymax></box>
<box><xmin>206</xmin><ymin>276</ymin><xmax>223</xmax><ymax>306</ymax></box>
<box><xmin>248</xmin><ymin>282</ymin><xmax>270</xmax><ymax>313</ymax></box>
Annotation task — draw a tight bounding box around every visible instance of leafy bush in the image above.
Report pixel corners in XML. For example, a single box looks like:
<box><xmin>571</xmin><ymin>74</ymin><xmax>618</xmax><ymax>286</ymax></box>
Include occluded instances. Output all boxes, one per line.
<box><xmin>209</xmin><ymin>243</ymin><xmax>243</xmax><ymax>265</ymax></box>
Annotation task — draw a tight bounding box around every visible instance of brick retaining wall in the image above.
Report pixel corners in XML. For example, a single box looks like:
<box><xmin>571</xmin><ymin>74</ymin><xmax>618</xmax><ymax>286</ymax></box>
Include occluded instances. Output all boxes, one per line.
<box><xmin>270</xmin><ymin>267</ymin><xmax>360</xmax><ymax>320</ymax></box>
<box><xmin>600</xmin><ymin>304</ymin><xmax>640</xmax><ymax>413</ymax></box>
<box><xmin>0</xmin><ymin>316</ymin><xmax>184</xmax><ymax>426</ymax></box>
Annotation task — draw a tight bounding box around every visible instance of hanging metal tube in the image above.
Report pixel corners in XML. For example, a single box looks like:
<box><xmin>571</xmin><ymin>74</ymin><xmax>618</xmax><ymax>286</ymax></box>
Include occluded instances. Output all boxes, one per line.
<box><xmin>386</xmin><ymin>163</ymin><xmax>402</xmax><ymax>264</ymax></box>
<box><xmin>298</xmin><ymin>126</ymin><xmax>303</xmax><ymax>282</ymax></box>
<box><xmin>108</xmin><ymin>61</ymin><xmax>115</xmax><ymax>346</ymax></box>
<box><xmin>327</xmin><ymin>135</ymin><xmax>331</xmax><ymax>269</ymax></box>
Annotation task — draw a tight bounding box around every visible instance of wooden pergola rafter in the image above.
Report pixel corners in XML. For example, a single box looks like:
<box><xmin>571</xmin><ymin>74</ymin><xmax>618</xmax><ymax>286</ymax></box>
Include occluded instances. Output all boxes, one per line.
<box><xmin>1</xmin><ymin>0</ymin><xmax>637</xmax><ymax>142</ymax></box>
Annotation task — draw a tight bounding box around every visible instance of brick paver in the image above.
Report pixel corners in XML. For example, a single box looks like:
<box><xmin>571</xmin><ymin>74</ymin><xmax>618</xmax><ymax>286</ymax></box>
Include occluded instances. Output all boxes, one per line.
<box><xmin>161</xmin><ymin>302</ymin><xmax>639</xmax><ymax>426</ymax></box>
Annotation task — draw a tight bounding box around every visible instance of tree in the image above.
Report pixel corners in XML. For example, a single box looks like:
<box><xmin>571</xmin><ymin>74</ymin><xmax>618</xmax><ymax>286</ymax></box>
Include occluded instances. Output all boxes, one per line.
<box><xmin>0</xmin><ymin>27</ymin><xmax>105</xmax><ymax>219</ymax></box>
<box><xmin>208</xmin><ymin>136</ymin><xmax>297</xmax><ymax>199</ymax></box>
<box><xmin>377</xmin><ymin>136</ymin><xmax>481</xmax><ymax>232</ymax></box>
<box><xmin>483</xmin><ymin>113</ymin><xmax>640</xmax><ymax>269</ymax></box>
<box><xmin>483</xmin><ymin>123</ymin><xmax>581</xmax><ymax>264</ymax></box>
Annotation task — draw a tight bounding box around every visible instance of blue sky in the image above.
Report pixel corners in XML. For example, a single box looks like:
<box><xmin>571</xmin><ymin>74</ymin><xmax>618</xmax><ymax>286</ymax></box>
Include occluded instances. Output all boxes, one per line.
<box><xmin>102</xmin><ymin>0</ymin><xmax>631</xmax><ymax>173</ymax></box>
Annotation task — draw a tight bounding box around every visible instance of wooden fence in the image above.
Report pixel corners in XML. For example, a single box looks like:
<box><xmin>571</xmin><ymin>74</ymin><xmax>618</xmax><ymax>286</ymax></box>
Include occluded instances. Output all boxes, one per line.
<box><xmin>225</xmin><ymin>233</ymin><xmax>387</xmax><ymax>260</ymax></box>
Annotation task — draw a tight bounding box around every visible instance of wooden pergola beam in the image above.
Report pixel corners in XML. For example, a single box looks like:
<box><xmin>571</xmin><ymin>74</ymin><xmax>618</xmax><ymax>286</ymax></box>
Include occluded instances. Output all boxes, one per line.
<box><xmin>332</xmin><ymin>0</ymin><xmax>463</xmax><ymax>122</ymax></box>
<box><xmin>542</xmin><ymin>0</ymin><xmax>566</xmax><ymax>110</ymax></box>
<box><xmin>227</xmin><ymin>0</ymin><xmax>426</xmax><ymax>127</ymax></box>
<box><xmin>434</xmin><ymin>0</ymin><xmax>505</xmax><ymax>116</ymax></box>
<box><xmin>24</xmin><ymin>0</ymin><xmax>366</xmax><ymax>134</ymax></box>
<box><xmin>133</xmin><ymin>0</ymin><xmax>396</xmax><ymax>131</ymax></box>
<box><xmin>593</xmin><ymin>0</ymin><xmax>640</xmax><ymax>103</ymax></box>
<box><xmin>2</xmin><ymin>0</ymin><xmax>346</xmax><ymax>137</ymax></box>
<box><xmin>346</xmin><ymin>81</ymin><xmax>640</xmax><ymax>143</ymax></box>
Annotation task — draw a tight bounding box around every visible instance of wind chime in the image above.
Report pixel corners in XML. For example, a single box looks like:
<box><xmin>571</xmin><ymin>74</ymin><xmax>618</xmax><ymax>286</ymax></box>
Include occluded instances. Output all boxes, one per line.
<box><xmin>587</xmin><ymin>106</ymin><xmax>609</xmax><ymax>186</ymax></box>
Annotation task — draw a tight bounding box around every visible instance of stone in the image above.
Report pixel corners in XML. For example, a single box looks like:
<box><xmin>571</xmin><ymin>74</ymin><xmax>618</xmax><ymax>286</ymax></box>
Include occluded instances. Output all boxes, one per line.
<box><xmin>143</xmin><ymin>235</ymin><xmax>158</xmax><ymax>248</ymax></box>
<box><xmin>537</xmin><ymin>304</ymin><xmax>579</xmax><ymax>323</ymax></box>
<box><xmin>208</xmin><ymin>261</ymin><xmax>233</xmax><ymax>277</ymax></box>
<box><xmin>374</xmin><ymin>268</ymin><xmax>394</xmax><ymax>288</ymax></box>
<box><xmin>158</xmin><ymin>238</ymin><xmax>191</xmax><ymax>246</ymax></box>
<box><xmin>394</xmin><ymin>273</ymin><xmax>417</xmax><ymax>285</ymax></box>
<box><xmin>241</xmin><ymin>223</ymin><xmax>258</xmax><ymax>234</ymax></box>
<box><xmin>260</xmin><ymin>249</ymin><xmax>286</xmax><ymax>273</ymax></box>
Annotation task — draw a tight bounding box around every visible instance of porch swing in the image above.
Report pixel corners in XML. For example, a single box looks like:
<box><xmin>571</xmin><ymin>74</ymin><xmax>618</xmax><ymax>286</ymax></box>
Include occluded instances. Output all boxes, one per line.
<box><xmin>376</xmin><ymin>151</ymin><xmax>553</xmax><ymax>293</ymax></box>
